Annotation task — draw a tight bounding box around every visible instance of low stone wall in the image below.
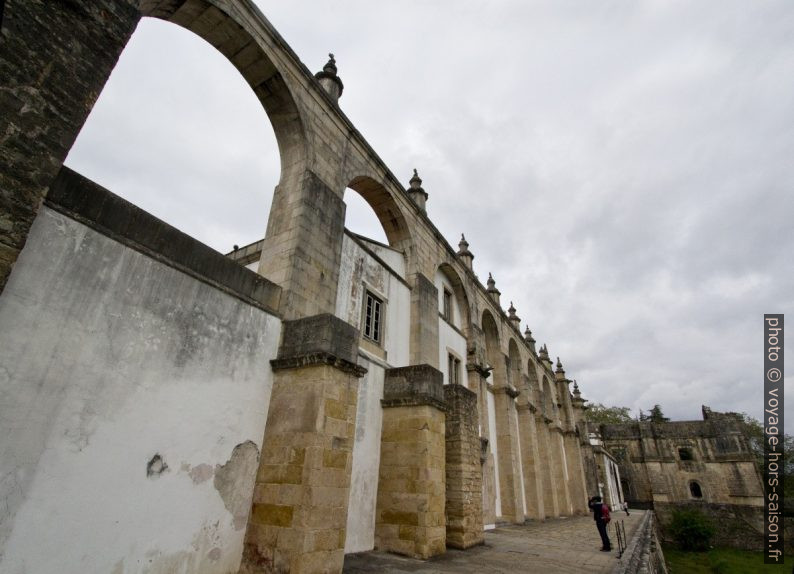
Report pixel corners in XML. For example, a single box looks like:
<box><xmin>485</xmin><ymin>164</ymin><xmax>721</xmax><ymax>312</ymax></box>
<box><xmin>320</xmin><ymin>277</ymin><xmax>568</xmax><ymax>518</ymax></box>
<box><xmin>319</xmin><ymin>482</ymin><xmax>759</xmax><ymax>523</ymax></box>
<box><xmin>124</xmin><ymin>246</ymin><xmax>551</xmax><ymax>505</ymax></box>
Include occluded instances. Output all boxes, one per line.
<box><xmin>654</xmin><ymin>501</ymin><xmax>765</xmax><ymax>551</ymax></box>
<box><xmin>612</xmin><ymin>511</ymin><xmax>667</xmax><ymax>574</ymax></box>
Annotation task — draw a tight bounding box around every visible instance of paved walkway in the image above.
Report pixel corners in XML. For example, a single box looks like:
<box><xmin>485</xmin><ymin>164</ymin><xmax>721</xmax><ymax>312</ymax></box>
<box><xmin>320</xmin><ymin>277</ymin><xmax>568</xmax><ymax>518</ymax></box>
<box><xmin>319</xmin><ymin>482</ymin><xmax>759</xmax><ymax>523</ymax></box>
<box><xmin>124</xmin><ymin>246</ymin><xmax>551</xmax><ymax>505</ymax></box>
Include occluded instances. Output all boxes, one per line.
<box><xmin>344</xmin><ymin>510</ymin><xmax>644</xmax><ymax>574</ymax></box>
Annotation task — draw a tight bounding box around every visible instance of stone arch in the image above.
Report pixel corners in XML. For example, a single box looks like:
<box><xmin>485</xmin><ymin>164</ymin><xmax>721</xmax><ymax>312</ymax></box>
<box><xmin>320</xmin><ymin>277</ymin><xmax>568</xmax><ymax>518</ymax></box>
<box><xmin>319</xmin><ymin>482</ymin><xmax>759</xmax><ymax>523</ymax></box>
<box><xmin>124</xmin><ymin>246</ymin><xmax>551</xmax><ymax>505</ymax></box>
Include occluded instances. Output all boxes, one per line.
<box><xmin>507</xmin><ymin>338</ymin><xmax>522</xmax><ymax>389</ymax></box>
<box><xmin>140</xmin><ymin>0</ymin><xmax>309</xmax><ymax>185</ymax></box>
<box><xmin>526</xmin><ymin>359</ymin><xmax>540</xmax><ymax>399</ymax></box>
<box><xmin>481</xmin><ymin>310</ymin><xmax>502</xmax><ymax>373</ymax></box>
<box><xmin>541</xmin><ymin>376</ymin><xmax>558</xmax><ymax>421</ymax></box>
<box><xmin>436</xmin><ymin>263</ymin><xmax>472</xmax><ymax>336</ymax></box>
<box><xmin>346</xmin><ymin>176</ymin><xmax>412</xmax><ymax>250</ymax></box>
<box><xmin>0</xmin><ymin>0</ymin><xmax>316</xmax><ymax>296</ymax></box>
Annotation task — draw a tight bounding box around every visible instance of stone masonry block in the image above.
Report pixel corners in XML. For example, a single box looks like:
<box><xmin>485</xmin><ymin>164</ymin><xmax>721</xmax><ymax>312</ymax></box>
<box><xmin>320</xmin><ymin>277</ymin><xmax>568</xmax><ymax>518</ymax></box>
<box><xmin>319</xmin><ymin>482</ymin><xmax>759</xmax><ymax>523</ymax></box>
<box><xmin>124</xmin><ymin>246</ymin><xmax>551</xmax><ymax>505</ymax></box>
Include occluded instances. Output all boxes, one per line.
<box><xmin>382</xmin><ymin>365</ymin><xmax>445</xmax><ymax>410</ymax></box>
<box><xmin>277</xmin><ymin>313</ymin><xmax>359</xmax><ymax>364</ymax></box>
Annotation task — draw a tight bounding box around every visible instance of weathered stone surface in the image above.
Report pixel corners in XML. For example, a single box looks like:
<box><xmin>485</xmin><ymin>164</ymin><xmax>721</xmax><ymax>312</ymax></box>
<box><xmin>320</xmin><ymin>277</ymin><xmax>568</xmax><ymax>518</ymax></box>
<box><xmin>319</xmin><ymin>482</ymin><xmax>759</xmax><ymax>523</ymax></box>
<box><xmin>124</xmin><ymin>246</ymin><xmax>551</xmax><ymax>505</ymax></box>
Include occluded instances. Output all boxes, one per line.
<box><xmin>46</xmin><ymin>167</ymin><xmax>282</xmax><ymax>315</ymax></box>
<box><xmin>277</xmin><ymin>313</ymin><xmax>360</xmax><ymax>365</ymax></box>
<box><xmin>409</xmin><ymin>273</ymin><xmax>440</xmax><ymax>366</ymax></box>
<box><xmin>0</xmin><ymin>0</ymin><xmax>140</xmax><ymax>295</ymax></box>
<box><xmin>243</xmin><ymin>363</ymin><xmax>359</xmax><ymax>573</ymax></box>
<box><xmin>375</xmin><ymin>400</ymin><xmax>446</xmax><ymax>559</ymax></box>
<box><xmin>444</xmin><ymin>385</ymin><xmax>484</xmax><ymax>549</ymax></box>
<box><xmin>382</xmin><ymin>365</ymin><xmax>445</xmax><ymax>410</ymax></box>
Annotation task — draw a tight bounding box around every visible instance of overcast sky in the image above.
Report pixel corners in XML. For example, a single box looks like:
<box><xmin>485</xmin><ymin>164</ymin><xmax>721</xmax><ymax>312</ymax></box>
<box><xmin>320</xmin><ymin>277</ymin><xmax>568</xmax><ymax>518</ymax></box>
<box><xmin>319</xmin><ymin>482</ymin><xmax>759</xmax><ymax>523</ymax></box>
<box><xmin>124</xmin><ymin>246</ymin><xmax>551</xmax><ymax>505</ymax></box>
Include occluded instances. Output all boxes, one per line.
<box><xmin>65</xmin><ymin>1</ymin><xmax>793</xmax><ymax>431</ymax></box>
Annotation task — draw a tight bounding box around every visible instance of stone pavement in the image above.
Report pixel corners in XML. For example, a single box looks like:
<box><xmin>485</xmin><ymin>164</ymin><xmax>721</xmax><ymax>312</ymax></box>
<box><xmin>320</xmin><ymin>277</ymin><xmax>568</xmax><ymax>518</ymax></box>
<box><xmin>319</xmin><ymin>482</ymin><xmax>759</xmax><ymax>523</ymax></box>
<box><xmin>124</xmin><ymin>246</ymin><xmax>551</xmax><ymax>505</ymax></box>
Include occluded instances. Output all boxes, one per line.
<box><xmin>344</xmin><ymin>510</ymin><xmax>644</xmax><ymax>574</ymax></box>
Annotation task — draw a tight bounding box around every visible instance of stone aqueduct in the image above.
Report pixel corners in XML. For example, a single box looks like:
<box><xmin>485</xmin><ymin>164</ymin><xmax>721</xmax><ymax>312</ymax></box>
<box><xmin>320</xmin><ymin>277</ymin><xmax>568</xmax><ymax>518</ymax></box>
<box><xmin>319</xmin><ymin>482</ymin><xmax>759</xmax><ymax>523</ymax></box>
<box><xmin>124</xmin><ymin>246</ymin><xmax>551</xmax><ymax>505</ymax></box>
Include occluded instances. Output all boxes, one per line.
<box><xmin>1</xmin><ymin>1</ymin><xmax>591</xmax><ymax>572</ymax></box>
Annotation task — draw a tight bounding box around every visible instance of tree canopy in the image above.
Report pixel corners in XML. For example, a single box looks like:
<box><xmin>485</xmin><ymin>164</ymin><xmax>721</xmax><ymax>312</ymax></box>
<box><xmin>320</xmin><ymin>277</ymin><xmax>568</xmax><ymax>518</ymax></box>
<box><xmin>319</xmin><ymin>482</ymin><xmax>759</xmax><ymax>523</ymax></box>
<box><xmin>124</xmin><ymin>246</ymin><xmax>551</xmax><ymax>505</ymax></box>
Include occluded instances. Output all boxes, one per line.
<box><xmin>583</xmin><ymin>403</ymin><xmax>633</xmax><ymax>425</ymax></box>
<box><xmin>638</xmin><ymin>404</ymin><xmax>670</xmax><ymax>423</ymax></box>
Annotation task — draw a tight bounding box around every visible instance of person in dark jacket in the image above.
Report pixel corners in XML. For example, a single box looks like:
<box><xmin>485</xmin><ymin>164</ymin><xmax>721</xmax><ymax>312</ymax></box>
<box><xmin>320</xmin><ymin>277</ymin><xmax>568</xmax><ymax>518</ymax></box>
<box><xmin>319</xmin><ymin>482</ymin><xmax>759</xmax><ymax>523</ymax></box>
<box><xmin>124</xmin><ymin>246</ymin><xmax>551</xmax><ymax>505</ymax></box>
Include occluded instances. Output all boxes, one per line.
<box><xmin>588</xmin><ymin>495</ymin><xmax>612</xmax><ymax>551</ymax></box>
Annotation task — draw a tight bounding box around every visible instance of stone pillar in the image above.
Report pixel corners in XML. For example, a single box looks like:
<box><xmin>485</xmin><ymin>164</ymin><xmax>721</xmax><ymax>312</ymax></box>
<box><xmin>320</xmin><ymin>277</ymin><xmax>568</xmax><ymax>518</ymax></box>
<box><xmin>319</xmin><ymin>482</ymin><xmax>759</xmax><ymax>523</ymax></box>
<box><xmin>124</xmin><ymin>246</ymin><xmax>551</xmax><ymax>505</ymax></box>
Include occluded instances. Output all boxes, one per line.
<box><xmin>467</xmin><ymin>363</ymin><xmax>497</xmax><ymax>527</ymax></box>
<box><xmin>563</xmin><ymin>431</ymin><xmax>589</xmax><ymax>514</ymax></box>
<box><xmin>258</xmin><ymin>170</ymin><xmax>347</xmax><ymax>319</ymax></box>
<box><xmin>492</xmin><ymin>384</ymin><xmax>524</xmax><ymax>523</ymax></box>
<box><xmin>550</xmin><ymin>427</ymin><xmax>573</xmax><ymax>515</ymax></box>
<box><xmin>375</xmin><ymin>365</ymin><xmax>446</xmax><ymax>559</ymax></box>
<box><xmin>536</xmin><ymin>415</ymin><xmax>559</xmax><ymax>517</ymax></box>
<box><xmin>516</xmin><ymin>403</ymin><xmax>545</xmax><ymax>520</ymax></box>
<box><xmin>409</xmin><ymin>273</ymin><xmax>440</xmax><ymax>367</ymax></box>
<box><xmin>0</xmin><ymin>1</ymin><xmax>140</xmax><ymax>295</ymax></box>
<box><xmin>444</xmin><ymin>384</ymin><xmax>484</xmax><ymax>549</ymax></box>
<box><xmin>242</xmin><ymin>314</ymin><xmax>366</xmax><ymax>574</ymax></box>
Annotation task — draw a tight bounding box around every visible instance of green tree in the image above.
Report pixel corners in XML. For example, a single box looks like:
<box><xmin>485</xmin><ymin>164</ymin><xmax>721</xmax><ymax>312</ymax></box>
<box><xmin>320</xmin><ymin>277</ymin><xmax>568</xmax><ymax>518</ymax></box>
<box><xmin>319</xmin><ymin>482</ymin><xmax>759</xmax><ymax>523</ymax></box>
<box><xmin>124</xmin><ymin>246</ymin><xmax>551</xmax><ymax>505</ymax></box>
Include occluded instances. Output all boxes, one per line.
<box><xmin>739</xmin><ymin>413</ymin><xmax>794</xmax><ymax>505</ymax></box>
<box><xmin>668</xmin><ymin>508</ymin><xmax>715</xmax><ymax>551</ymax></box>
<box><xmin>639</xmin><ymin>404</ymin><xmax>670</xmax><ymax>423</ymax></box>
<box><xmin>583</xmin><ymin>403</ymin><xmax>633</xmax><ymax>425</ymax></box>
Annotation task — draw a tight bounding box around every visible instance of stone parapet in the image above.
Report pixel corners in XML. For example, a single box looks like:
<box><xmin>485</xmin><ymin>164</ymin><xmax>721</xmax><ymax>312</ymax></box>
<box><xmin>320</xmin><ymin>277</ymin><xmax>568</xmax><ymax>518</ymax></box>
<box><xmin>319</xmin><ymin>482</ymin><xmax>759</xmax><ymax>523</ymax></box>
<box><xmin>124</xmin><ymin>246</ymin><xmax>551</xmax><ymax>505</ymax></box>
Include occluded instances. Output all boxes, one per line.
<box><xmin>444</xmin><ymin>384</ymin><xmax>484</xmax><ymax>549</ymax></box>
<box><xmin>46</xmin><ymin>167</ymin><xmax>283</xmax><ymax>316</ymax></box>
<box><xmin>612</xmin><ymin>511</ymin><xmax>668</xmax><ymax>574</ymax></box>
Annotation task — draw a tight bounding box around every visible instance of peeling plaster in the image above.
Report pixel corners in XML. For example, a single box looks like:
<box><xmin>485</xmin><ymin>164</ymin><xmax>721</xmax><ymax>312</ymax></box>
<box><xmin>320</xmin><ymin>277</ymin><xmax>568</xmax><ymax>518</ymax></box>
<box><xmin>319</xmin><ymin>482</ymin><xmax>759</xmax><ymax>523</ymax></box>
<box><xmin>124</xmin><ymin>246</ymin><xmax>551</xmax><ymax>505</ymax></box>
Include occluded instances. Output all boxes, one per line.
<box><xmin>214</xmin><ymin>441</ymin><xmax>259</xmax><ymax>531</ymax></box>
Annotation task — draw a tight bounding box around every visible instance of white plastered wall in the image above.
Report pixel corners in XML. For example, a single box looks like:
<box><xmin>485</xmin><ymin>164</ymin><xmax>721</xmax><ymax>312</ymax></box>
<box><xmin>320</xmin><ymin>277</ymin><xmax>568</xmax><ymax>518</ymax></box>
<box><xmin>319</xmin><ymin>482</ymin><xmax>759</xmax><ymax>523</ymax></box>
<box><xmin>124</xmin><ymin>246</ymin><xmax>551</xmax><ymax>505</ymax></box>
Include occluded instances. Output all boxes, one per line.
<box><xmin>0</xmin><ymin>207</ymin><xmax>281</xmax><ymax>574</ymax></box>
<box><xmin>335</xmin><ymin>234</ymin><xmax>410</xmax><ymax>552</ymax></box>
<box><xmin>434</xmin><ymin>269</ymin><xmax>468</xmax><ymax>387</ymax></box>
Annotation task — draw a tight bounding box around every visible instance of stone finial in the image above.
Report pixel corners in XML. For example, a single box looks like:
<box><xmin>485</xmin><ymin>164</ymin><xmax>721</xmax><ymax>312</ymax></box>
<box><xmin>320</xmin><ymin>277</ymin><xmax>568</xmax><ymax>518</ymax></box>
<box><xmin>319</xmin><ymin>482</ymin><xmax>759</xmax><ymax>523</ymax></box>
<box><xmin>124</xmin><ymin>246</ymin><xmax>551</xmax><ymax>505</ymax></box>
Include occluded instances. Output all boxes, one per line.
<box><xmin>406</xmin><ymin>168</ymin><xmax>428</xmax><ymax>213</ymax></box>
<box><xmin>323</xmin><ymin>53</ymin><xmax>338</xmax><ymax>74</ymax></box>
<box><xmin>410</xmin><ymin>168</ymin><xmax>422</xmax><ymax>187</ymax></box>
<box><xmin>315</xmin><ymin>52</ymin><xmax>344</xmax><ymax>103</ymax></box>
<box><xmin>457</xmin><ymin>234</ymin><xmax>475</xmax><ymax>270</ymax></box>
<box><xmin>486</xmin><ymin>273</ymin><xmax>501</xmax><ymax>306</ymax></box>
<box><xmin>555</xmin><ymin>356</ymin><xmax>566</xmax><ymax>376</ymax></box>
<box><xmin>571</xmin><ymin>379</ymin><xmax>586</xmax><ymax>408</ymax></box>
<box><xmin>508</xmin><ymin>302</ymin><xmax>520</xmax><ymax>329</ymax></box>
<box><xmin>538</xmin><ymin>344</ymin><xmax>549</xmax><ymax>362</ymax></box>
<box><xmin>524</xmin><ymin>326</ymin><xmax>536</xmax><ymax>353</ymax></box>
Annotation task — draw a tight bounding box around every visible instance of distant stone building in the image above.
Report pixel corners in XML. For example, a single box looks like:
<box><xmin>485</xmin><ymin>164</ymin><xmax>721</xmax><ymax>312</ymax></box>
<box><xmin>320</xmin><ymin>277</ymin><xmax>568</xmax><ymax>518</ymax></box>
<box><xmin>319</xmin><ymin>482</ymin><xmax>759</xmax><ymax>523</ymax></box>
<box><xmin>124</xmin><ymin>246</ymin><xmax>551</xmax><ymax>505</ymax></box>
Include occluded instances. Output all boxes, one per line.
<box><xmin>595</xmin><ymin>406</ymin><xmax>765</xmax><ymax>549</ymax></box>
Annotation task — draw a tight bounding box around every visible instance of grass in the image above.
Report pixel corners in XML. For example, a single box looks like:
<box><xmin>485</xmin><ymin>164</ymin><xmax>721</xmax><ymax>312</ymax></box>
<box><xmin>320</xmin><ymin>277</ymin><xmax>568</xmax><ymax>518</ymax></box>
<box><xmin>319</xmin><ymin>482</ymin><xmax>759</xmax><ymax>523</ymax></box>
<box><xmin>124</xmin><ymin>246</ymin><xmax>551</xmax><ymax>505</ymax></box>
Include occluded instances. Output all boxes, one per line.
<box><xmin>663</xmin><ymin>545</ymin><xmax>792</xmax><ymax>573</ymax></box>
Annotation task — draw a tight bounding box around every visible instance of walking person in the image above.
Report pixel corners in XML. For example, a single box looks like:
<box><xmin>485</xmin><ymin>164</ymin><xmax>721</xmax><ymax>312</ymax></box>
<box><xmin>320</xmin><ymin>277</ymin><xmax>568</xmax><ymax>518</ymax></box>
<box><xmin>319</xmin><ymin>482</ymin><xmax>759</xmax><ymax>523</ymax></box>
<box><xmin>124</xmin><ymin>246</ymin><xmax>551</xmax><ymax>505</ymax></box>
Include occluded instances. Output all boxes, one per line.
<box><xmin>622</xmin><ymin>500</ymin><xmax>630</xmax><ymax>516</ymax></box>
<box><xmin>588</xmin><ymin>496</ymin><xmax>612</xmax><ymax>551</ymax></box>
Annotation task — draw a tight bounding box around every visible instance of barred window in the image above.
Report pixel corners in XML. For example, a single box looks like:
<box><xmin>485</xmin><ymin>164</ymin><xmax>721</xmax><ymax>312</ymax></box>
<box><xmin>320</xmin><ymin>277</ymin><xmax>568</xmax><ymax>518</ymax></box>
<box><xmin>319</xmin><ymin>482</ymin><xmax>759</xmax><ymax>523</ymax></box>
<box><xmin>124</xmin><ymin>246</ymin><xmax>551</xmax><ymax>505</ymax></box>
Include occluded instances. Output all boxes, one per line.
<box><xmin>363</xmin><ymin>291</ymin><xmax>383</xmax><ymax>344</ymax></box>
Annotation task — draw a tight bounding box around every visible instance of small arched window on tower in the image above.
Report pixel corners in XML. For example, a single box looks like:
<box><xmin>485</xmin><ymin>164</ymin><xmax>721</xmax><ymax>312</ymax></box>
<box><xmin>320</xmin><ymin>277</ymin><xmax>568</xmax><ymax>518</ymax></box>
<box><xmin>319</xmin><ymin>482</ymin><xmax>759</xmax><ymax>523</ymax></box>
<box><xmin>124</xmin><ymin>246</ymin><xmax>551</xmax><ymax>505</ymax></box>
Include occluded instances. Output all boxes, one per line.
<box><xmin>678</xmin><ymin>447</ymin><xmax>694</xmax><ymax>461</ymax></box>
<box><xmin>689</xmin><ymin>481</ymin><xmax>703</xmax><ymax>499</ymax></box>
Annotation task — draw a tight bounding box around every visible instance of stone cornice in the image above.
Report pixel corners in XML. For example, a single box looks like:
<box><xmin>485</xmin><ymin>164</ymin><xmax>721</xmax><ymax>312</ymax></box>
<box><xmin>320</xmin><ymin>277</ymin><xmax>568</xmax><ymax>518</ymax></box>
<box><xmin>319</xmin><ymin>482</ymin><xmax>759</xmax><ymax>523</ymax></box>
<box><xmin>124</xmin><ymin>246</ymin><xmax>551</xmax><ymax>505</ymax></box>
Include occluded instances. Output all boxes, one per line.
<box><xmin>271</xmin><ymin>352</ymin><xmax>367</xmax><ymax>377</ymax></box>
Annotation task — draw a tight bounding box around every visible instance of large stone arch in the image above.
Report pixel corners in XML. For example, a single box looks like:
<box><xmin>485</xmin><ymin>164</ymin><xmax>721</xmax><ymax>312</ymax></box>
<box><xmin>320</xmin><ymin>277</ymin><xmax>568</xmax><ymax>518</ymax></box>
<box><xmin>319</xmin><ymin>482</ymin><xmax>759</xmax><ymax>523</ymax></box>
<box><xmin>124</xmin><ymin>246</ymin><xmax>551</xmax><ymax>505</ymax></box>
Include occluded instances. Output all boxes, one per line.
<box><xmin>346</xmin><ymin>176</ymin><xmax>412</xmax><ymax>250</ymax></box>
<box><xmin>1</xmin><ymin>0</ymin><xmax>321</xmax><ymax>309</ymax></box>
<box><xmin>437</xmin><ymin>262</ymin><xmax>472</xmax><ymax>337</ymax></box>
<box><xmin>481</xmin><ymin>310</ymin><xmax>502</xmax><ymax>372</ymax></box>
<box><xmin>141</xmin><ymin>1</ymin><xmax>309</xmax><ymax>185</ymax></box>
<box><xmin>526</xmin><ymin>358</ymin><xmax>540</xmax><ymax>401</ymax></box>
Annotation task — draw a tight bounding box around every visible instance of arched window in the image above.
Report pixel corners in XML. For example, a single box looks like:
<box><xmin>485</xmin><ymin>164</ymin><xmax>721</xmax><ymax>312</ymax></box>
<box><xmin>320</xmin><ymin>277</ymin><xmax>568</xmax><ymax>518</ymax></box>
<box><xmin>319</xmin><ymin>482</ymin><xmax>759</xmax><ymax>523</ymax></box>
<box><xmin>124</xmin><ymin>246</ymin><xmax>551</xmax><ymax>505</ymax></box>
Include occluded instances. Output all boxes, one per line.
<box><xmin>689</xmin><ymin>481</ymin><xmax>703</xmax><ymax>498</ymax></box>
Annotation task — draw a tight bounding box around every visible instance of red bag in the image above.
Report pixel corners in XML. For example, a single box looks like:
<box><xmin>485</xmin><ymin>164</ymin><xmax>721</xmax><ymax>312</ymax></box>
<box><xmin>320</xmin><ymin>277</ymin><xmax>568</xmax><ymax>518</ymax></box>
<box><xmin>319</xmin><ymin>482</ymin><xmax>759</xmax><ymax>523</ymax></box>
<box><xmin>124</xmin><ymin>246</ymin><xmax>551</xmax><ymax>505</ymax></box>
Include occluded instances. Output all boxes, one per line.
<box><xmin>601</xmin><ymin>504</ymin><xmax>611</xmax><ymax>524</ymax></box>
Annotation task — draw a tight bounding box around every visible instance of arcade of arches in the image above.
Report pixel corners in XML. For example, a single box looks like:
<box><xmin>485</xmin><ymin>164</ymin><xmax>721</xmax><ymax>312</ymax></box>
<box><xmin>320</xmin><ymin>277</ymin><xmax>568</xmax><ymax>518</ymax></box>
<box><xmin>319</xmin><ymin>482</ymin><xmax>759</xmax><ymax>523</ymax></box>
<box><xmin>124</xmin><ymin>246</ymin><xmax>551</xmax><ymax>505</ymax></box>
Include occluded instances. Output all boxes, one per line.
<box><xmin>1</xmin><ymin>2</ymin><xmax>596</xmax><ymax>573</ymax></box>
